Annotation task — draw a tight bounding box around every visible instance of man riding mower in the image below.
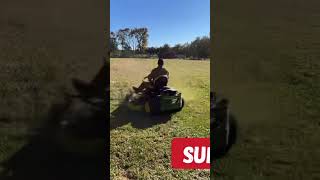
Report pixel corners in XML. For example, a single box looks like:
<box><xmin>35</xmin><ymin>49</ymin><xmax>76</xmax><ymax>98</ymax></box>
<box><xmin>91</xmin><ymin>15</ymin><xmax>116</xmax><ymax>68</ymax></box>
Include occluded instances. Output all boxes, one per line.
<box><xmin>128</xmin><ymin>58</ymin><xmax>184</xmax><ymax>114</ymax></box>
<box><xmin>132</xmin><ymin>58</ymin><xmax>169</xmax><ymax>93</ymax></box>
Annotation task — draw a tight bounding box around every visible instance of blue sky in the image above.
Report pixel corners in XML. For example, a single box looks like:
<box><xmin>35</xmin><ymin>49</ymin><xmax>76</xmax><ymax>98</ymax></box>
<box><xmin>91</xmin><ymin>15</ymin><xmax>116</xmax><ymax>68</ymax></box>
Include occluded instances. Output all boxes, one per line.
<box><xmin>111</xmin><ymin>0</ymin><xmax>210</xmax><ymax>47</ymax></box>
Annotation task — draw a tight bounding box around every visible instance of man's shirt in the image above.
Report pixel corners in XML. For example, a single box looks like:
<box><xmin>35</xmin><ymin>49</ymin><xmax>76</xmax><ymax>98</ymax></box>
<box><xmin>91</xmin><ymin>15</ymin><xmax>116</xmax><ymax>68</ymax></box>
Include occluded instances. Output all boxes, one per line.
<box><xmin>147</xmin><ymin>67</ymin><xmax>169</xmax><ymax>81</ymax></box>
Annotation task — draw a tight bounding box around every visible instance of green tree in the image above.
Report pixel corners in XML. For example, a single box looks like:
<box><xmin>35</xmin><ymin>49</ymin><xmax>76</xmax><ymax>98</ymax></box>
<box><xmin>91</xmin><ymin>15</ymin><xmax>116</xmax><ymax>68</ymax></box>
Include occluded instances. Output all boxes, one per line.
<box><xmin>110</xmin><ymin>31</ymin><xmax>118</xmax><ymax>52</ymax></box>
<box><xmin>129</xmin><ymin>28</ymin><xmax>138</xmax><ymax>52</ymax></box>
<box><xmin>116</xmin><ymin>28</ymin><xmax>131</xmax><ymax>50</ymax></box>
<box><xmin>134</xmin><ymin>28</ymin><xmax>149</xmax><ymax>53</ymax></box>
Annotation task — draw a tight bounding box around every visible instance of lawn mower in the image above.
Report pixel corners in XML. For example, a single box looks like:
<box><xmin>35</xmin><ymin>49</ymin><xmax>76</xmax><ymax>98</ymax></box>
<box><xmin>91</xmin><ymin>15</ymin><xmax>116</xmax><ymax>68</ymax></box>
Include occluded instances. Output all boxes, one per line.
<box><xmin>126</xmin><ymin>75</ymin><xmax>184</xmax><ymax>114</ymax></box>
<box><xmin>211</xmin><ymin>92</ymin><xmax>237</xmax><ymax>158</ymax></box>
<box><xmin>50</xmin><ymin>78</ymin><xmax>107</xmax><ymax>157</ymax></box>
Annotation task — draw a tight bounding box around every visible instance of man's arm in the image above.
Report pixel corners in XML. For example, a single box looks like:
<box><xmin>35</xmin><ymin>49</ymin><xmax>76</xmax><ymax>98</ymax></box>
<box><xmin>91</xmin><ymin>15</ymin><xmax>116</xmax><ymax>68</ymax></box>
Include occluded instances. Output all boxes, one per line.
<box><xmin>165</xmin><ymin>69</ymin><xmax>169</xmax><ymax>79</ymax></box>
<box><xmin>145</xmin><ymin>69</ymin><xmax>155</xmax><ymax>81</ymax></box>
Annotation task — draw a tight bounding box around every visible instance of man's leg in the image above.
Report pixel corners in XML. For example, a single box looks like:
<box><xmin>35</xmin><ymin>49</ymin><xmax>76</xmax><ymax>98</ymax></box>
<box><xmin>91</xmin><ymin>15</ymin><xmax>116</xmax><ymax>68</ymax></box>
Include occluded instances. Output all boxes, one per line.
<box><xmin>133</xmin><ymin>81</ymin><xmax>152</xmax><ymax>92</ymax></box>
<box><xmin>72</xmin><ymin>57</ymin><xmax>108</xmax><ymax>97</ymax></box>
<box><xmin>91</xmin><ymin>63</ymin><xmax>108</xmax><ymax>90</ymax></box>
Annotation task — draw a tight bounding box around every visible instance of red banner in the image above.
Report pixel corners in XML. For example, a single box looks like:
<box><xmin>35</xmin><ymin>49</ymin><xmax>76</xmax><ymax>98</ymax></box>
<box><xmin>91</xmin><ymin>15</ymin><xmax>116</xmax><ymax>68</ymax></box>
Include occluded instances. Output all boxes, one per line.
<box><xmin>171</xmin><ymin>138</ymin><xmax>210</xmax><ymax>169</ymax></box>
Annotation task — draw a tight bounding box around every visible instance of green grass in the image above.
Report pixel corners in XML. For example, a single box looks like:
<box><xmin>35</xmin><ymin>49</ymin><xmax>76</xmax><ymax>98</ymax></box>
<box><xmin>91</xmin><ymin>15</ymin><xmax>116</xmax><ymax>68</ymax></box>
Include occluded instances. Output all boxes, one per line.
<box><xmin>0</xmin><ymin>31</ymin><xmax>66</xmax><ymax>174</ymax></box>
<box><xmin>0</xmin><ymin>20</ymin><xmax>105</xmax><ymax>177</ymax></box>
<box><xmin>110</xmin><ymin>58</ymin><xmax>210</xmax><ymax>179</ymax></box>
<box><xmin>211</xmin><ymin>0</ymin><xmax>320</xmax><ymax>179</ymax></box>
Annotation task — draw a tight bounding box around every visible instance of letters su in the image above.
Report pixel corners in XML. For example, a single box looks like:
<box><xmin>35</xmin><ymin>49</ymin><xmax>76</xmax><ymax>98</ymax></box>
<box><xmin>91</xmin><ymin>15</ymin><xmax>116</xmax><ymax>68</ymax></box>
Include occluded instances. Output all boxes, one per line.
<box><xmin>183</xmin><ymin>146</ymin><xmax>210</xmax><ymax>164</ymax></box>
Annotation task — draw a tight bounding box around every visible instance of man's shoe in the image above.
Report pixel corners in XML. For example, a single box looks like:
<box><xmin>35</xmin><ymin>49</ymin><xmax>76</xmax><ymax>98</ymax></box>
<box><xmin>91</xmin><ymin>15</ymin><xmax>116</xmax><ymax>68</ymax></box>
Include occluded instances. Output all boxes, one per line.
<box><xmin>132</xmin><ymin>86</ymin><xmax>140</xmax><ymax>92</ymax></box>
<box><xmin>72</xmin><ymin>78</ymin><xmax>95</xmax><ymax>97</ymax></box>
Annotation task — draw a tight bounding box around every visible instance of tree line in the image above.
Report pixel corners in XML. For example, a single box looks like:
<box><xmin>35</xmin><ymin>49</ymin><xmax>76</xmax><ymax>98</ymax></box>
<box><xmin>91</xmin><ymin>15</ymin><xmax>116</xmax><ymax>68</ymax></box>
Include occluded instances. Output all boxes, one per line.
<box><xmin>110</xmin><ymin>27</ymin><xmax>148</xmax><ymax>53</ymax></box>
<box><xmin>110</xmin><ymin>27</ymin><xmax>210</xmax><ymax>59</ymax></box>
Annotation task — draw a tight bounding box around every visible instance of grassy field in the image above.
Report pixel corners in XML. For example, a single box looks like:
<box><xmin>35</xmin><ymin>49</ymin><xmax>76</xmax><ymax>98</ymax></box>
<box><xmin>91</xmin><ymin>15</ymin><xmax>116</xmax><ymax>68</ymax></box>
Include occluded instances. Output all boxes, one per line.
<box><xmin>0</xmin><ymin>2</ymin><xmax>105</xmax><ymax>178</ymax></box>
<box><xmin>110</xmin><ymin>58</ymin><xmax>210</xmax><ymax>179</ymax></box>
<box><xmin>0</xmin><ymin>33</ymin><xmax>106</xmax><ymax>180</ymax></box>
<box><xmin>211</xmin><ymin>0</ymin><xmax>320</xmax><ymax>179</ymax></box>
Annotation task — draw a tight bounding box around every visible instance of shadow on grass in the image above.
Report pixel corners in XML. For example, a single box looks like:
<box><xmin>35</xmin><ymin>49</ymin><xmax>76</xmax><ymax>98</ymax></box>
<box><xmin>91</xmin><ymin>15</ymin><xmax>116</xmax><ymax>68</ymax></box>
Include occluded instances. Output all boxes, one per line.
<box><xmin>110</xmin><ymin>101</ymin><xmax>173</xmax><ymax>130</ymax></box>
<box><xmin>0</xmin><ymin>95</ymin><xmax>107</xmax><ymax>180</ymax></box>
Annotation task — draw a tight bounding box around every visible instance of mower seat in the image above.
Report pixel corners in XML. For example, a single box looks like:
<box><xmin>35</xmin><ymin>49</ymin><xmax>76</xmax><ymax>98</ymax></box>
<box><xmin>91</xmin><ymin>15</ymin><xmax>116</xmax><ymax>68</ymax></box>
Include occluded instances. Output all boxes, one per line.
<box><xmin>160</xmin><ymin>87</ymin><xmax>178</xmax><ymax>96</ymax></box>
<box><xmin>153</xmin><ymin>75</ymin><xmax>168</xmax><ymax>90</ymax></box>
